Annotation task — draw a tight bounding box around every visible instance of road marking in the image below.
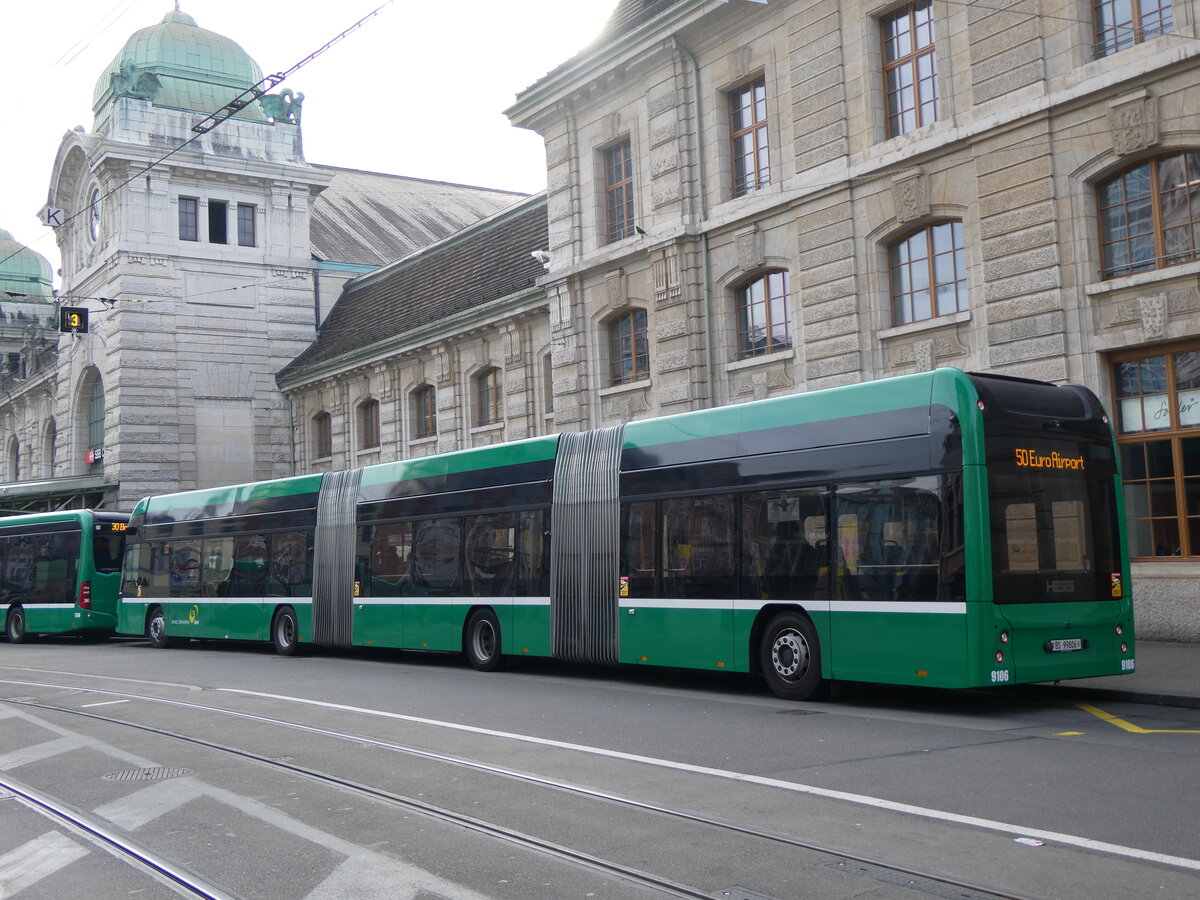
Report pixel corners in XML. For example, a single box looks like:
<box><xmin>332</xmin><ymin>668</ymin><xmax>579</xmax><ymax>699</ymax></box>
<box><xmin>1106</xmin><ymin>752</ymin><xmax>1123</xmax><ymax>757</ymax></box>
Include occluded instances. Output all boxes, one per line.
<box><xmin>1078</xmin><ymin>703</ymin><xmax>1200</xmax><ymax>734</ymax></box>
<box><xmin>221</xmin><ymin>687</ymin><xmax>1200</xmax><ymax>873</ymax></box>
<box><xmin>0</xmin><ymin>737</ymin><xmax>80</xmax><ymax>771</ymax></box>
<box><xmin>0</xmin><ymin>831</ymin><xmax>89</xmax><ymax>896</ymax></box>
<box><xmin>81</xmin><ymin>699</ymin><xmax>130</xmax><ymax>708</ymax></box>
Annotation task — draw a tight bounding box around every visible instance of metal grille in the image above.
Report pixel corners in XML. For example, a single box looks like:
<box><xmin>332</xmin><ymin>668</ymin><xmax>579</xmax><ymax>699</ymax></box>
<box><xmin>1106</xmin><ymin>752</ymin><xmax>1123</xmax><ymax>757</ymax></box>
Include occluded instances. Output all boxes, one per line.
<box><xmin>102</xmin><ymin>767</ymin><xmax>192</xmax><ymax>783</ymax></box>
<box><xmin>312</xmin><ymin>467</ymin><xmax>363</xmax><ymax>647</ymax></box>
<box><xmin>550</xmin><ymin>425</ymin><xmax>624</xmax><ymax>664</ymax></box>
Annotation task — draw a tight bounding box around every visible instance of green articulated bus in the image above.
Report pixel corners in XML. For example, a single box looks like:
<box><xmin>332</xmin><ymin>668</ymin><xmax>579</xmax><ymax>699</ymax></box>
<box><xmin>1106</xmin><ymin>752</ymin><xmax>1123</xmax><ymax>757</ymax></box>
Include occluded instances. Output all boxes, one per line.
<box><xmin>116</xmin><ymin>368</ymin><xmax>1134</xmax><ymax>699</ymax></box>
<box><xmin>2</xmin><ymin>510</ymin><xmax>130</xmax><ymax>643</ymax></box>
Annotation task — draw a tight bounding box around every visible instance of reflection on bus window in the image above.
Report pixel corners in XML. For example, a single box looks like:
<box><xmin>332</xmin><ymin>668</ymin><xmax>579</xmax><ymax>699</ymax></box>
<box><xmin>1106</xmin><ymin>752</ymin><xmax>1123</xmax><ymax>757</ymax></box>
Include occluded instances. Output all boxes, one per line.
<box><xmin>741</xmin><ymin>488</ymin><xmax>826</xmax><ymax>600</ymax></box>
<box><xmin>467</xmin><ymin>514</ymin><xmax>515</xmax><ymax>597</ymax></box>
<box><xmin>412</xmin><ymin>519</ymin><xmax>461</xmax><ymax>594</ymax></box>
<box><xmin>662</xmin><ymin>495</ymin><xmax>735</xmax><ymax>599</ymax></box>
<box><xmin>835</xmin><ymin>477</ymin><xmax>942</xmax><ymax>602</ymax></box>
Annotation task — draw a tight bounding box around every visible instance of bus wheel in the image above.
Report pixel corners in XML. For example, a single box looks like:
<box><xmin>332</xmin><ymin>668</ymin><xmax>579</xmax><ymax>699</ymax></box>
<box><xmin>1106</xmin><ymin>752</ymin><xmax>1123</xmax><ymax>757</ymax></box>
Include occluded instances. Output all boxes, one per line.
<box><xmin>760</xmin><ymin>612</ymin><xmax>822</xmax><ymax>700</ymax></box>
<box><xmin>272</xmin><ymin>606</ymin><xmax>300</xmax><ymax>657</ymax></box>
<box><xmin>465</xmin><ymin>609</ymin><xmax>505</xmax><ymax>672</ymax></box>
<box><xmin>146</xmin><ymin>606</ymin><xmax>171</xmax><ymax>649</ymax></box>
<box><xmin>6</xmin><ymin>606</ymin><xmax>27</xmax><ymax>644</ymax></box>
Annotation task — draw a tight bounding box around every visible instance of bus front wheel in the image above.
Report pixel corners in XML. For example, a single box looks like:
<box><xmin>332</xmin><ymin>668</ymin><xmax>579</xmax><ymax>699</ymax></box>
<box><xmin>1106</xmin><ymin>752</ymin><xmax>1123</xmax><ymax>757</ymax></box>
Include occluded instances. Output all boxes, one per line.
<box><xmin>272</xmin><ymin>606</ymin><xmax>299</xmax><ymax>657</ymax></box>
<box><xmin>760</xmin><ymin>612</ymin><xmax>822</xmax><ymax>700</ymax></box>
<box><xmin>146</xmin><ymin>606</ymin><xmax>171</xmax><ymax>649</ymax></box>
<box><xmin>465</xmin><ymin>609</ymin><xmax>505</xmax><ymax>672</ymax></box>
<box><xmin>6</xmin><ymin>606</ymin><xmax>27</xmax><ymax>644</ymax></box>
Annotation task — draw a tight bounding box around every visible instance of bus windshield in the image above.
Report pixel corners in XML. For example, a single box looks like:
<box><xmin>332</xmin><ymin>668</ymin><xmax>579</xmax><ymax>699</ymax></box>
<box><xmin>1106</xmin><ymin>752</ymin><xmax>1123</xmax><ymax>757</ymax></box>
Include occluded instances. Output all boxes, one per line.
<box><xmin>988</xmin><ymin>436</ymin><xmax>1121</xmax><ymax>604</ymax></box>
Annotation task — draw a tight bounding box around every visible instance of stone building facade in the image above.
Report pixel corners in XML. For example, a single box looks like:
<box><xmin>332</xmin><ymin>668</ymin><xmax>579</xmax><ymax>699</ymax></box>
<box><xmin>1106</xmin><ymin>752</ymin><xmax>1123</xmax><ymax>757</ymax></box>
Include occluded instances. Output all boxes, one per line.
<box><xmin>291</xmin><ymin>0</ymin><xmax>1200</xmax><ymax>638</ymax></box>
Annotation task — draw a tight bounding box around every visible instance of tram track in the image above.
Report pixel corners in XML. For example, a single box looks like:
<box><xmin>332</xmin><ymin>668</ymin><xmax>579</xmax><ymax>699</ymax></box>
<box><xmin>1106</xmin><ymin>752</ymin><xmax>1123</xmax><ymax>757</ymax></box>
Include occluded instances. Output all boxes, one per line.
<box><xmin>0</xmin><ymin>770</ymin><xmax>232</xmax><ymax>899</ymax></box>
<box><xmin>2</xmin><ymin>688</ymin><xmax>1040</xmax><ymax>900</ymax></box>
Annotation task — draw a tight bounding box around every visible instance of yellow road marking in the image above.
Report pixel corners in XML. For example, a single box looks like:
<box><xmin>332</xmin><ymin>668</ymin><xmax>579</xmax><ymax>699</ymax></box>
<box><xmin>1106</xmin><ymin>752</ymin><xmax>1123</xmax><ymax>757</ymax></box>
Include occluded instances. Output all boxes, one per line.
<box><xmin>1054</xmin><ymin>731</ymin><xmax>1084</xmax><ymax>736</ymax></box>
<box><xmin>1079</xmin><ymin>703</ymin><xmax>1200</xmax><ymax>734</ymax></box>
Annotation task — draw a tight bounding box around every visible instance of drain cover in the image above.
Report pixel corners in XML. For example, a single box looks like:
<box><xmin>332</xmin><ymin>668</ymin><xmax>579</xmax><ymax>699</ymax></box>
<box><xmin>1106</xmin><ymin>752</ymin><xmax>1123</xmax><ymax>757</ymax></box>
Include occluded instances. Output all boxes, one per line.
<box><xmin>102</xmin><ymin>767</ymin><xmax>192</xmax><ymax>783</ymax></box>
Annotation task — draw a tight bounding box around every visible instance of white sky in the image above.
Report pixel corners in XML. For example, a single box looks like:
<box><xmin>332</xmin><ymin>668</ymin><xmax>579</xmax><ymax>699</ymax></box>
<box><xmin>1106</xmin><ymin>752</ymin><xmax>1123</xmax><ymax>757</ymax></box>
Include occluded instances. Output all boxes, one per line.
<box><xmin>0</xmin><ymin>0</ymin><xmax>618</xmax><ymax>284</ymax></box>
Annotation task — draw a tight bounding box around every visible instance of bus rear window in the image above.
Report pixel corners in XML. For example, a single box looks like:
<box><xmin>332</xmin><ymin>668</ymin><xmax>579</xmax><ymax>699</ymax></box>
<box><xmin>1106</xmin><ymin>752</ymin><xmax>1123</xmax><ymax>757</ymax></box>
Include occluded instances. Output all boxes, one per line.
<box><xmin>92</xmin><ymin>529</ymin><xmax>126</xmax><ymax>574</ymax></box>
<box><xmin>989</xmin><ymin>443</ymin><xmax>1120</xmax><ymax>604</ymax></box>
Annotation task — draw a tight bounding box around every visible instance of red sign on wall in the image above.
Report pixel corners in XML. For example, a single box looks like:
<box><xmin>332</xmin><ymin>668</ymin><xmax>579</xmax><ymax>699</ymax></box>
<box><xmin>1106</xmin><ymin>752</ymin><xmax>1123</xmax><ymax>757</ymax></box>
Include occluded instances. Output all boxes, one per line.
<box><xmin>85</xmin><ymin>448</ymin><xmax>105</xmax><ymax>464</ymax></box>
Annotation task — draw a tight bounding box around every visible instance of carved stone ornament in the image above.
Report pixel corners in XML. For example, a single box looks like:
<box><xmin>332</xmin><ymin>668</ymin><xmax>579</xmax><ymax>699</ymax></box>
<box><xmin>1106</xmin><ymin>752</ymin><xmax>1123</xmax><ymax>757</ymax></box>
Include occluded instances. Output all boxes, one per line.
<box><xmin>605</xmin><ymin>269</ymin><xmax>627</xmax><ymax>312</ymax></box>
<box><xmin>1139</xmin><ymin>293</ymin><xmax>1167</xmax><ymax>340</ymax></box>
<box><xmin>892</xmin><ymin>171</ymin><xmax>929</xmax><ymax>225</ymax></box>
<box><xmin>735</xmin><ymin>225</ymin><xmax>764</xmax><ymax>271</ymax></box>
<box><xmin>729</xmin><ymin>47</ymin><xmax>753</xmax><ymax>82</ymax></box>
<box><xmin>601</xmin><ymin>112</ymin><xmax>622</xmax><ymax>145</ymax></box>
<box><xmin>1109</xmin><ymin>96</ymin><xmax>1159</xmax><ymax>157</ymax></box>
<box><xmin>913</xmin><ymin>339</ymin><xmax>936</xmax><ymax>372</ymax></box>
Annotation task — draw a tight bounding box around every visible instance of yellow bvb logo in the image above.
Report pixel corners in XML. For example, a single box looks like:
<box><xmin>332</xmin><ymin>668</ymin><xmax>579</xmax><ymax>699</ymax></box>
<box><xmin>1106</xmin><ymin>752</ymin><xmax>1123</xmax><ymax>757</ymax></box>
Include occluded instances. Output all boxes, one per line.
<box><xmin>188</xmin><ymin>605</ymin><xmax>199</xmax><ymax>624</ymax></box>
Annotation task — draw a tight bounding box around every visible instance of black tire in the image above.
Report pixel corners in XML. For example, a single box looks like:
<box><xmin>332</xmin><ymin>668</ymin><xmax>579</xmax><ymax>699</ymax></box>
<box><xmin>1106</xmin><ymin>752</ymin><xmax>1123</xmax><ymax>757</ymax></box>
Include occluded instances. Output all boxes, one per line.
<box><xmin>464</xmin><ymin>608</ymin><xmax>505</xmax><ymax>672</ymax></box>
<box><xmin>6</xmin><ymin>606</ymin><xmax>27</xmax><ymax>644</ymax></box>
<box><xmin>760</xmin><ymin>612</ymin><xmax>823</xmax><ymax>700</ymax></box>
<box><xmin>146</xmin><ymin>606</ymin><xmax>171</xmax><ymax>649</ymax></box>
<box><xmin>272</xmin><ymin>606</ymin><xmax>300</xmax><ymax>656</ymax></box>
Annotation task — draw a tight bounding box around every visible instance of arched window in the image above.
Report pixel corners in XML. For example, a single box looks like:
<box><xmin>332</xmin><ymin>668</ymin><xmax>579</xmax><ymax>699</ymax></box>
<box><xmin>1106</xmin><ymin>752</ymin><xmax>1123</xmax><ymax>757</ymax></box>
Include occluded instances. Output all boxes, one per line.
<box><xmin>44</xmin><ymin>419</ymin><xmax>56</xmax><ymax>478</ymax></box>
<box><xmin>475</xmin><ymin>368</ymin><xmax>503</xmax><ymax>427</ymax></box>
<box><xmin>608</xmin><ymin>309</ymin><xmax>650</xmax><ymax>384</ymax></box>
<box><xmin>412</xmin><ymin>385</ymin><xmax>437</xmax><ymax>439</ymax></box>
<box><xmin>735</xmin><ymin>272</ymin><xmax>792</xmax><ymax>359</ymax></box>
<box><xmin>357</xmin><ymin>399</ymin><xmax>380</xmax><ymax>450</ymax></box>
<box><xmin>7</xmin><ymin>437</ymin><xmax>18</xmax><ymax>482</ymax></box>
<box><xmin>1099</xmin><ymin>153</ymin><xmax>1200</xmax><ymax>278</ymax></box>
<box><xmin>889</xmin><ymin>221</ymin><xmax>967</xmax><ymax>325</ymax></box>
<box><xmin>312</xmin><ymin>411</ymin><xmax>332</xmax><ymax>459</ymax></box>
<box><xmin>76</xmin><ymin>368</ymin><xmax>105</xmax><ymax>473</ymax></box>
<box><xmin>1094</xmin><ymin>0</ymin><xmax>1173</xmax><ymax>58</ymax></box>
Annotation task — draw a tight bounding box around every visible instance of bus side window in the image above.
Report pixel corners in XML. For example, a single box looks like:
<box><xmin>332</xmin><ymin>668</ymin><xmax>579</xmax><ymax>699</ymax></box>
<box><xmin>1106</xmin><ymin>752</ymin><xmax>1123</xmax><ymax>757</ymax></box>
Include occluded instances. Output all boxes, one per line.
<box><xmin>411</xmin><ymin>519</ymin><xmax>461</xmax><ymax>595</ymax></box>
<box><xmin>466</xmin><ymin>514</ymin><xmax>516</xmax><ymax>597</ymax></box>
<box><xmin>662</xmin><ymin>495</ymin><xmax>735</xmax><ymax>600</ymax></box>
<box><xmin>515</xmin><ymin>510</ymin><xmax>549</xmax><ymax>597</ymax></box>
<box><xmin>741</xmin><ymin>489</ymin><xmax>826</xmax><ymax>601</ymax></box>
<box><xmin>169</xmin><ymin>543</ymin><xmax>202</xmax><ymax>598</ymax></box>
<box><xmin>836</xmin><ymin>478</ymin><xmax>941</xmax><ymax>601</ymax></box>
<box><xmin>271</xmin><ymin>531</ymin><xmax>313</xmax><ymax>597</ymax></box>
<box><xmin>621</xmin><ymin>501</ymin><xmax>656</xmax><ymax>598</ymax></box>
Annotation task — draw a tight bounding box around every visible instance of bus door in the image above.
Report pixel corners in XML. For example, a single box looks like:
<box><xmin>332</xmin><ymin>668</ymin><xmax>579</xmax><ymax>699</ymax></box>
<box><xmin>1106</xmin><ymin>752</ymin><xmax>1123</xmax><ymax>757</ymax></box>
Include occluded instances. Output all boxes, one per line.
<box><xmin>829</xmin><ymin>476</ymin><xmax>966</xmax><ymax>685</ymax></box>
<box><xmin>620</xmin><ymin>496</ymin><xmax>735</xmax><ymax>670</ymax></box>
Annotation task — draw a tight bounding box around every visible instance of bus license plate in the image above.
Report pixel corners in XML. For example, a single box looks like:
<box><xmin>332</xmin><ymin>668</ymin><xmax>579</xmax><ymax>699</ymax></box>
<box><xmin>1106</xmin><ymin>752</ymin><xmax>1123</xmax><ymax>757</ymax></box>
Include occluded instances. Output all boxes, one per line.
<box><xmin>1048</xmin><ymin>638</ymin><xmax>1083</xmax><ymax>653</ymax></box>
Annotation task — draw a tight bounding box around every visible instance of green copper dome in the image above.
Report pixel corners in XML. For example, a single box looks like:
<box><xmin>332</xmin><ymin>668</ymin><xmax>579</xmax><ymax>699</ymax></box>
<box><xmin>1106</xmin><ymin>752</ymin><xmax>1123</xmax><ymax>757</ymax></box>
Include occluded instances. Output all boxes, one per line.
<box><xmin>0</xmin><ymin>230</ymin><xmax>54</xmax><ymax>301</ymax></box>
<box><xmin>92</xmin><ymin>7</ymin><xmax>267</xmax><ymax>122</ymax></box>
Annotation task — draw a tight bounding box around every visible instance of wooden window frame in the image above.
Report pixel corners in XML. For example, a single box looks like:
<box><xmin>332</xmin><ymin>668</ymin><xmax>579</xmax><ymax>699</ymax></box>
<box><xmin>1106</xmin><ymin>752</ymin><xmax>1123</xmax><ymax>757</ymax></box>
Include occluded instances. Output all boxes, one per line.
<box><xmin>729</xmin><ymin>77</ymin><xmax>770</xmax><ymax>198</ymax></box>
<box><xmin>736</xmin><ymin>271</ymin><xmax>792</xmax><ymax>359</ymax></box>
<box><xmin>889</xmin><ymin>221</ymin><xmax>968</xmax><ymax>325</ymax></box>
<box><xmin>881</xmin><ymin>2</ymin><xmax>939</xmax><ymax>138</ymax></box>
<box><xmin>312</xmin><ymin>411</ymin><xmax>332</xmax><ymax>459</ymax></box>
<box><xmin>1094</xmin><ymin>0</ymin><xmax>1173</xmax><ymax>58</ymax></box>
<box><xmin>476</xmin><ymin>369</ymin><xmax>503</xmax><ymax>427</ymax></box>
<box><xmin>604</xmin><ymin>139</ymin><xmax>635</xmax><ymax>243</ymax></box>
<box><xmin>237</xmin><ymin>203</ymin><xmax>256</xmax><ymax>247</ymax></box>
<box><xmin>1098</xmin><ymin>154</ymin><xmax>1200</xmax><ymax>279</ymax></box>
<box><xmin>1111</xmin><ymin>341</ymin><xmax>1200</xmax><ymax>559</ymax></box>
<box><xmin>357</xmin><ymin>399</ymin><xmax>380</xmax><ymax>450</ymax></box>
<box><xmin>412</xmin><ymin>385</ymin><xmax>437</xmax><ymax>439</ymax></box>
<box><xmin>608</xmin><ymin>309</ymin><xmax>650</xmax><ymax>385</ymax></box>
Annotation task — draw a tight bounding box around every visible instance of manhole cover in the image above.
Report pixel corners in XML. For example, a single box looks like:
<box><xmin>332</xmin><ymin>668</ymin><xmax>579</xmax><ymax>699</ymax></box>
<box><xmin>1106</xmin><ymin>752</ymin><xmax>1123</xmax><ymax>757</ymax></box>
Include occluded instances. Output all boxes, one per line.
<box><xmin>102</xmin><ymin>767</ymin><xmax>192</xmax><ymax>783</ymax></box>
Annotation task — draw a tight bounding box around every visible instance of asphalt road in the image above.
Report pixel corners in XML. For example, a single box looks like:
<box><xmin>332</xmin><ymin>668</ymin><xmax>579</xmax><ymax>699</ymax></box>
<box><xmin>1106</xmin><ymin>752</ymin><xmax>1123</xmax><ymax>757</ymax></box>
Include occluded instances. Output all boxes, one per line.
<box><xmin>1</xmin><ymin>637</ymin><xmax>1198</xmax><ymax>899</ymax></box>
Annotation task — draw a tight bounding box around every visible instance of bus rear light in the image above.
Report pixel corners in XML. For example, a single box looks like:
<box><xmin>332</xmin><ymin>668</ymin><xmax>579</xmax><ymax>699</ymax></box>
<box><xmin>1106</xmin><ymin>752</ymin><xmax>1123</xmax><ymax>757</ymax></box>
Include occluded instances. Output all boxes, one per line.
<box><xmin>1120</xmin><ymin>642</ymin><xmax>1129</xmax><ymax>654</ymax></box>
<box><xmin>78</xmin><ymin>581</ymin><xmax>92</xmax><ymax>610</ymax></box>
<box><xmin>999</xmin><ymin>631</ymin><xmax>1010</xmax><ymax>644</ymax></box>
<box><xmin>977</xmin><ymin>401</ymin><xmax>986</xmax><ymax>412</ymax></box>
<box><xmin>1102</xmin><ymin>413</ymin><xmax>1109</xmax><ymax>425</ymax></box>
<box><xmin>1115</xmin><ymin>624</ymin><xmax>1123</xmax><ymax>636</ymax></box>
<box><xmin>994</xmin><ymin>651</ymin><xmax>1004</xmax><ymax>663</ymax></box>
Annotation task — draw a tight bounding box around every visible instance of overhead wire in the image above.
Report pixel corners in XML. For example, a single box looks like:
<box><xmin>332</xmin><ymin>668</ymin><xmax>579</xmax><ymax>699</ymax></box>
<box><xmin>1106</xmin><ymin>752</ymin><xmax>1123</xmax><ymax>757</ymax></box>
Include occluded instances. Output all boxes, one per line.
<box><xmin>0</xmin><ymin>1</ymin><xmax>394</xmax><ymax>273</ymax></box>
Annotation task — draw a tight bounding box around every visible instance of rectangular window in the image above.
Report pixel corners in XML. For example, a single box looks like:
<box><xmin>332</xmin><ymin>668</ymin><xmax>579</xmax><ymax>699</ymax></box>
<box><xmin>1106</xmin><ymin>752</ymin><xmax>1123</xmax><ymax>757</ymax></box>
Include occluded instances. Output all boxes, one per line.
<box><xmin>208</xmin><ymin>200</ymin><xmax>228</xmax><ymax>244</ymax></box>
<box><xmin>237</xmin><ymin>203</ymin><xmax>256</xmax><ymax>247</ymax></box>
<box><xmin>1095</xmin><ymin>0</ymin><xmax>1173</xmax><ymax>58</ymax></box>
<box><xmin>882</xmin><ymin>2</ymin><xmax>939</xmax><ymax>137</ymax></box>
<box><xmin>604</xmin><ymin>139</ymin><xmax>635</xmax><ymax>243</ymax></box>
<box><xmin>413</xmin><ymin>386</ymin><xmax>436</xmax><ymax>439</ymax></box>
<box><xmin>730</xmin><ymin>78</ymin><xmax>770</xmax><ymax>197</ymax></box>
<box><xmin>1113</xmin><ymin>345</ymin><xmax>1200</xmax><ymax>557</ymax></box>
<box><xmin>476</xmin><ymin>369</ymin><xmax>502</xmax><ymax>426</ymax></box>
<box><xmin>179</xmin><ymin>197</ymin><xmax>198</xmax><ymax>241</ymax></box>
